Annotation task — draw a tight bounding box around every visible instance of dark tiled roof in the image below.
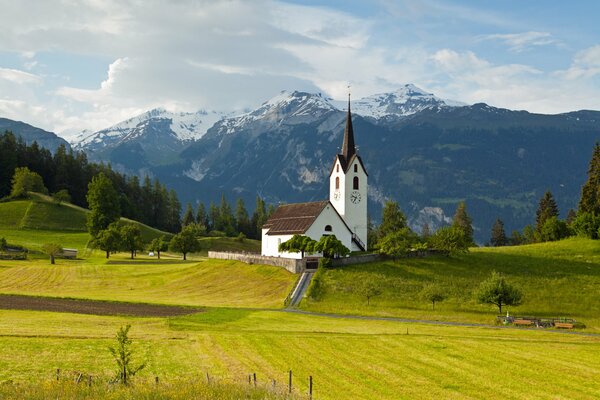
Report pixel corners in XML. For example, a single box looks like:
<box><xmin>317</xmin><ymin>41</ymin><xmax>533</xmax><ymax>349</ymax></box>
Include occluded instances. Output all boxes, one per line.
<box><xmin>263</xmin><ymin>201</ymin><xmax>329</xmax><ymax>235</ymax></box>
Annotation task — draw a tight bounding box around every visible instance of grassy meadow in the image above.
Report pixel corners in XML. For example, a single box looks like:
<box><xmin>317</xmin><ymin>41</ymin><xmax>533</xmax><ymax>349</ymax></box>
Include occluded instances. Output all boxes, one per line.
<box><xmin>0</xmin><ymin>196</ymin><xmax>599</xmax><ymax>398</ymax></box>
<box><xmin>301</xmin><ymin>237</ymin><xmax>600</xmax><ymax>331</ymax></box>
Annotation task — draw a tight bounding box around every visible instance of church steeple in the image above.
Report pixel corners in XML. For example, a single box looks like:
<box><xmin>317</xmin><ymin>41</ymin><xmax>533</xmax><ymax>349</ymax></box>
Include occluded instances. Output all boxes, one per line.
<box><xmin>341</xmin><ymin>93</ymin><xmax>356</xmax><ymax>161</ymax></box>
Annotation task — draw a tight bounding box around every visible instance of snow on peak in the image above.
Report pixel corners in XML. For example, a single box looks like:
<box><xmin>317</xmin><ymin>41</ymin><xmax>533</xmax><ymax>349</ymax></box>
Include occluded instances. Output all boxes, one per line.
<box><xmin>72</xmin><ymin>108</ymin><xmax>229</xmax><ymax>148</ymax></box>
<box><xmin>334</xmin><ymin>84</ymin><xmax>466</xmax><ymax>119</ymax></box>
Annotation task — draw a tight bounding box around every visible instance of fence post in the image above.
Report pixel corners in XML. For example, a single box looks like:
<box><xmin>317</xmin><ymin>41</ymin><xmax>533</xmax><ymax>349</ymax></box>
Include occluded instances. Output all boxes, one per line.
<box><xmin>155</xmin><ymin>376</ymin><xmax>159</xmax><ymax>385</ymax></box>
<box><xmin>88</xmin><ymin>375</ymin><xmax>92</xmax><ymax>387</ymax></box>
<box><xmin>206</xmin><ymin>371</ymin><xmax>210</xmax><ymax>384</ymax></box>
<box><xmin>56</xmin><ymin>368</ymin><xmax>60</xmax><ymax>381</ymax></box>
<box><xmin>253</xmin><ymin>372</ymin><xmax>257</xmax><ymax>387</ymax></box>
<box><xmin>309</xmin><ymin>375</ymin><xmax>313</xmax><ymax>399</ymax></box>
<box><xmin>288</xmin><ymin>370</ymin><xmax>292</xmax><ymax>393</ymax></box>
<box><xmin>248</xmin><ymin>374</ymin><xmax>251</xmax><ymax>385</ymax></box>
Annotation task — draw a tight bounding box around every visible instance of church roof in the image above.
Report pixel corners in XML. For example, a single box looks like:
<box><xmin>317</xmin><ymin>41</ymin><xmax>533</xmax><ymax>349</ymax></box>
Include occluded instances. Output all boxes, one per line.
<box><xmin>263</xmin><ymin>201</ymin><xmax>329</xmax><ymax>235</ymax></box>
<box><xmin>341</xmin><ymin>95</ymin><xmax>356</xmax><ymax>161</ymax></box>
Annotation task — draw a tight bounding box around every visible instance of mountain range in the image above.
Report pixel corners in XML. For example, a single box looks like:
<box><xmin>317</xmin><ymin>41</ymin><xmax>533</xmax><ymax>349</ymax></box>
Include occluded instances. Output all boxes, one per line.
<box><xmin>3</xmin><ymin>84</ymin><xmax>599</xmax><ymax>242</ymax></box>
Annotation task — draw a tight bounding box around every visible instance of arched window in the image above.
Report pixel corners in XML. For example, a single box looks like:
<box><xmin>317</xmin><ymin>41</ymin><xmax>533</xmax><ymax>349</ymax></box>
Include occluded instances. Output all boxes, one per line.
<box><xmin>353</xmin><ymin>176</ymin><xmax>359</xmax><ymax>190</ymax></box>
<box><xmin>335</xmin><ymin>177</ymin><xmax>339</xmax><ymax>189</ymax></box>
<box><xmin>324</xmin><ymin>225</ymin><xmax>332</xmax><ymax>232</ymax></box>
<box><xmin>354</xmin><ymin>164</ymin><xmax>358</xmax><ymax>172</ymax></box>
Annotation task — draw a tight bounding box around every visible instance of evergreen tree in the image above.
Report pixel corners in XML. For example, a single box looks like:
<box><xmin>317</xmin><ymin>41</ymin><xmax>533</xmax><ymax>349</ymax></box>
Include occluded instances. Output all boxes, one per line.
<box><xmin>421</xmin><ymin>223</ymin><xmax>431</xmax><ymax>239</ymax></box>
<box><xmin>209</xmin><ymin>201</ymin><xmax>220</xmax><ymax>232</ymax></box>
<box><xmin>250</xmin><ymin>196</ymin><xmax>267</xmax><ymax>239</ymax></box>
<box><xmin>167</xmin><ymin>190</ymin><xmax>181</xmax><ymax>233</ymax></box>
<box><xmin>219</xmin><ymin>194</ymin><xmax>236</xmax><ymax>236</ymax></box>
<box><xmin>182</xmin><ymin>203</ymin><xmax>196</xmax><ymax>227</ymax></box>
<box><xmin>452</xmin><ymin>201</ymin><xmax>474</xmax><ymax>245</ymax></box>
<box><xmin>378</xmin><ymin>200</ymin><xmax>407</xmax><ymax>238</ymax></box>
<box><xmin>510</xmin><ymin>230</ymin><xmax>524</xmax><ymax>246</ymax></box>
<box><xmin>566</xmin><ymin>209</ymin><xmax>577</xmax><ymax>225</ymax></box>
<box><xmin>490</xmin><ymin>218</ymin><xmax>507</xmax><ymax>247</ymax></box>
<box><xmin>578</xmin><ymin>142</ymin><xmax>600</xmax><ymax>214</ymax></box>
<box><xmin>196</xmin><ymin>203</ymin><xmax>209</xmax><ymax>228</ymax></box>
<box><xmin>235</xmin><ymin>198</ymin><xmax>250</xmax><ymax>236</ymax></box>
<box><xmin>86</xmin><ymin>173</ymin><xmax>121</xmax><ymax>237</ymax></box>
<box><xmin>535</xmin><ymin>191</ymin><xmax>559</xmax><ymax>233</ymax></box>
<box><xmin>0</xmin><ymin>132</ymin><xmax>19</xmax><ymax>197</ymax></box>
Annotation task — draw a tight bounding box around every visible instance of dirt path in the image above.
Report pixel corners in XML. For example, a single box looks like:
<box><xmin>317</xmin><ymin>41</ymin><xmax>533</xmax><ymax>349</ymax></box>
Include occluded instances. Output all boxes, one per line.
<box><xmin>0</xmin><ymin>294</ymin><xmax>202</xmax><ymax>317</ymax></box>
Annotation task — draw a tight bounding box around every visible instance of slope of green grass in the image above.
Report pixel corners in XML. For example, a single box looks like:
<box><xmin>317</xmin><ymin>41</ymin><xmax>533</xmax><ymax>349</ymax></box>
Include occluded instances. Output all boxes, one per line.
<box><xmin>198</xmin><ymin>236</ymin><xmax>261</xmax><ymax>255</ymax></box>
<box><xmin>301</xmin><ymin>237</ymin><xmax>600</xmax><ymax>330</ymax></box>
<box><xmin>0</xmin><ymin>253</ymin><xmax>295</xmax><ymax>308</ymax></box>
<box><xmin>0</xmin><ymin>308</ymin><xmax>597</xmax><ymax>400</ymax></box>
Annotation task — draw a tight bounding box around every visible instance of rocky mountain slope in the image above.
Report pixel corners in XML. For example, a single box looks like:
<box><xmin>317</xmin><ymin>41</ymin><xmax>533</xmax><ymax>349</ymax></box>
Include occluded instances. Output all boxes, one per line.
<box><xmin>0</xmin><ymin>118</ymin><xmax>70</xmax><ymax>153</ymax></box>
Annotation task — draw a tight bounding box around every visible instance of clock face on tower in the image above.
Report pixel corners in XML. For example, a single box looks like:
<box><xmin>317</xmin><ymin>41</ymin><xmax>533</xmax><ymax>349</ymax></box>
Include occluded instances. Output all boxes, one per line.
<box><xmin>333</xmin><ymin>190</ymin><xmax>341</xmax><ymax>200</ymax></box>
<box><xmin>350</xmin><ymin>191</ymin><xmax>361</xmax><ymax>204</ymax></box>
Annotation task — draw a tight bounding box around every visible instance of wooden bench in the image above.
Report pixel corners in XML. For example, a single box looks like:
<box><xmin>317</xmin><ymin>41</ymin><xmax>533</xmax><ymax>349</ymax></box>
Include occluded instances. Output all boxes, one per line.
<box><xmin>554</xmin><ymin>322</ymin><xmax>574</xmax><ymax>329</ymax></box>
<box><xmin>514</xmin><ymin>319</ymin><xmax>534</xmax><ymax>326</ymax></box>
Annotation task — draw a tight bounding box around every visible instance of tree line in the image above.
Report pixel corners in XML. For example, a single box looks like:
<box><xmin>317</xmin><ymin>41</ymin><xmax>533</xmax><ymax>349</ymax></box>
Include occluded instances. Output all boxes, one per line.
<box><xmin>489</xmin><ymin>142</ymin><xmax>600</xmax><ymax>246</ymax></box>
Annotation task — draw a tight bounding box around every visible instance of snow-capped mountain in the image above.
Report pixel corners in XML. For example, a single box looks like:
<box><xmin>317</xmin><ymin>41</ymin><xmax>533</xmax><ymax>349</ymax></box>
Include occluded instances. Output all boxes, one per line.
<box><xmin>334</xmin><ymin>84</ymin><xmax>466</xmax><ymax>119</ymax></box>
<box><xmin>72</xmin><ymin>108</ymin><xmax>227</xmax><ymax>149</ymax></box>
<box><xmin>71</xmin><ymin>108</ymin><xmax>230</xmax><ymax>172</ymax></box>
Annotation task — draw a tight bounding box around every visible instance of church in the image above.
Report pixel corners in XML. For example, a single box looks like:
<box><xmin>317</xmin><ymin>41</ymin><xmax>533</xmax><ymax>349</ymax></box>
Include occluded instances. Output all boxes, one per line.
<box><xmin>261</xmin><ymin>97</ymin><xmax>368</xmax><ymax>258</ymax></box>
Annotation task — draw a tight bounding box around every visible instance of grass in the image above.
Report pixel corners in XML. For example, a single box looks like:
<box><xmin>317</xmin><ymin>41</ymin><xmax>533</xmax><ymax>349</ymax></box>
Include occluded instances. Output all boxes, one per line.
<box><xmin>0</xmin><ymin>253</ymin><xmax>295</xmax><ymax>308</ymax></box>
<box><xmin>0</xmin><ymin>308</ymin><xmax>597</xmax><ymax>399</ymax></box>
<box><xmin>197</xmin><ymin>236</ymin><xmax>261</xmax><ymax>255</ymax></box>
<box><xmin>301</xmin><ymin>237</ymin><xmax>600</xmax><ymax>331</ymax></box>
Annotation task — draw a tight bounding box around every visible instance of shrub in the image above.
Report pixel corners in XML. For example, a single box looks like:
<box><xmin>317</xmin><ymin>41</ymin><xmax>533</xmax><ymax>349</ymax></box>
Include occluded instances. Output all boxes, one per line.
<box><xmin>539</xmin><ymin>217</ymin><xmax>571</xmax><ymax>242</ymax></box>
<box><xmin>571</xmin><ymin>212</ymin><xmax>600</xmax><ymax>239</ymax></box>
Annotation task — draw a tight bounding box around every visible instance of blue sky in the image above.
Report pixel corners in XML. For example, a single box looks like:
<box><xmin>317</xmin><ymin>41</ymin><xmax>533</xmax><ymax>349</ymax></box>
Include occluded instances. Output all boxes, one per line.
<box><xmin>1</xmin><ymin>0</ymin><xmax>599</xmax><ymax>138</ymax></box>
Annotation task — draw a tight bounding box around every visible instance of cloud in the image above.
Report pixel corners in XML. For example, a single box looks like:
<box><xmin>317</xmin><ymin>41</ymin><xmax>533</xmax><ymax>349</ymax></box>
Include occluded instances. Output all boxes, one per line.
<box><xmin>0</xmin><ymin>68</ymin><xmax>41</xmax><ymax>84</ymax></box>
<box><xmin>480</xmin><ymin>31</ymin><xmax>560</xmax><ymax>52</ymax></box>
<box><xmin>557</xmin><ymin>45</ymin><xmax>600</xmax><ymax>80</ymax></box>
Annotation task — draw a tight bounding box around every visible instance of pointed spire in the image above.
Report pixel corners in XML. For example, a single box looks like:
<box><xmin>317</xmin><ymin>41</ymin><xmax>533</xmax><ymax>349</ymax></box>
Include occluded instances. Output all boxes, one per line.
<box><xmin>341</xmin><ymin>92</ymin><xmax>356</xmax><ymax>161</ymax></box>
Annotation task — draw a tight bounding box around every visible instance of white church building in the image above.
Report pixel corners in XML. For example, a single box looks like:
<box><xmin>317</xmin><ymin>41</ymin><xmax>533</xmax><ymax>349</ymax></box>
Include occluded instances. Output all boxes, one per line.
<box><xmin>261</xmin><ymin>98</ymin><xmax>368</xmax><ymax>258</ymax></box>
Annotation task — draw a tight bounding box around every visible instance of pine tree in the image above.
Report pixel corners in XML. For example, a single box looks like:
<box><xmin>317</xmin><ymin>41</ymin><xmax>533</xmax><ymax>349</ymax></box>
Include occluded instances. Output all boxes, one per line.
<box><xmin>378</xmin><ymin>200</ymin><xmax>407</xmax><ymax>238</ymax></box>
<box><xmin>579</xmin><ymin>142</ymin><xmax>600</xmax><ymax>214</ymax></box>
<box><xmin>196</xmin><ymin>203</ymin><xmax>208</xmax><ymax>228</ymax></box>
<box><xmin>167</xmin><ymin>190</ymin><xmax>181</xmax><ymax>233</ymax></box>
<box><xmin>235</xmin><ymin>198</ymin><xmax>250</xmax><ymax>236</ymax></box>
<box><xmin>251</xmin><ymin>196</ymin><xmax>267</xmax><ymax>239</ymax></box>
<box><xmin>182</xmin><ymin>203</ymin><xmax>195</xmax><ymax>227</ymax></box>
<box><xmin>209</xmin><ymin>201</ymin><xmax>220</xmax><ymax>232</ymax></box>
<box><xmin>566</xmin><ymin>209</ymin><xmax>577</xmax><ymax>225</ymax></box>
<box><xmin>535</xmin><ymin>191</ymin><xmax>559</xmax><ymax>233</ymax></box>
<box><xmin>421</xmin><ymin>223</ymin><xmax>431</xmax><ymax>239</ymax></box>
<box><xmin>490</xmin><ymin>218</ymin><xmax>507</xmax><ymax>247</ymax></box>
<box><xmin>219</xmin><ymin>194</ymin><xmax>236</xmax><ymax>236</ymax></box>
<box><xmin>452</xmin><ymin>201</ymin><xmax>474</xmax><ymax>245</ymax></box>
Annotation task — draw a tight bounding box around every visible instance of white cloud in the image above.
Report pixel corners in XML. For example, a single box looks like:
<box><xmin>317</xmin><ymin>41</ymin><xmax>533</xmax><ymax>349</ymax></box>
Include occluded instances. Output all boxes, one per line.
<box><xmin>0</xmin><ymin>68</ymin><xmax>41</xmax><ymax>84</ymax></box>
<box><xmin>558</xmin><ymin>45</ymin><xmax>600</xmax><ymax>80</ymax></box>
<box><xmin>481</xmin><ymin>31</ymin><xmax>559</xmax><ymax>52</ymax></box>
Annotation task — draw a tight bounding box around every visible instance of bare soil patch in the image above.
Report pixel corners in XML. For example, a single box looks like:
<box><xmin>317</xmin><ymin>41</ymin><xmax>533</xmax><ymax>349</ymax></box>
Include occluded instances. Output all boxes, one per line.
<box><xmin>0</xmin><ymin>294</ymin><xmax>202</xmax><ymax>317</ymax></box>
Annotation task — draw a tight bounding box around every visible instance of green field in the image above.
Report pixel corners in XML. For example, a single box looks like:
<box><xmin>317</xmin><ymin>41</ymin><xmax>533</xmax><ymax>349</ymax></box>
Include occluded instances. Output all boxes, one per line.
<box><xmin>0</xmin><ymin>197</ymin><xmax>599</xmax><ymax>399</ymax></box>
<box><xmin>301</xmin><ymin>237</ymin><xmax>600</xmax><ymax>331</ymax></box>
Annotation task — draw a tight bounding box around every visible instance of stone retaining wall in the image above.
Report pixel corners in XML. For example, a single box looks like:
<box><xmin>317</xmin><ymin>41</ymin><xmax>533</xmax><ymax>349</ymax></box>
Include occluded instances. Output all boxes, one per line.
<box><xmin>208</xmin><ymin>251</ymin><xmax>304</xmax><ymax>274</ymax></box>
<box><xmin>331</xmin><ymin>254</ymin><xmax>382</xmax><ymax>267</ymax></box>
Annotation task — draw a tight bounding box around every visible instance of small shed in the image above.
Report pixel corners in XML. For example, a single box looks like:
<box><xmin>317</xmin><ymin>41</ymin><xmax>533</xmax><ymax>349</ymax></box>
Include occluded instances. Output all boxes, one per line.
<box><xmin>61</xmin><ymin>248</ymin><xmax>78</xmax><ymax>259</ymax></box>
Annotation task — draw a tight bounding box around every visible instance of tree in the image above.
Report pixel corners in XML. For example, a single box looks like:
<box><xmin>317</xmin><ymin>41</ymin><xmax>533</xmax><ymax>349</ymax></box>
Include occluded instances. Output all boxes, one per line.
<box><xmin>571</xmin><ymin>211</ymin><xmax>600</xmax><ymax>239</ymax></box>
<box><xmin>10</xmin><ymin>167</ymin><xmax>47</xmax><ymax>198</ymax></box>
<box><xmin>235</xmin><ymin>198</ymin><xmax>251</xmax><ymax>237</ymax></box>
<box><xmin>452</xmin><ymin>201</ymin><xmax>474</xmax><ymax>245</ymax></box>
<box><xmin>578</xmin><ymin>142</ymin><xmax>600</xmax><ymax>214</ymax></box>
<box><xmin>279</xmin><ymin>234</ymin><xmax>317</xmax><ymax>258</ymax></box>
<box><xmin>196</xmin><ymin>203</ymin><xmax>209</xmax><ymax>228</ymax></box>
<box><xmin>313</xmin><ymin>235</ymin><xmax>350</xmax><ymax>259</ymax></box>
<box><xmin>522</xmin><ymin>224</ymin><xmax>538</xmax><ymax>244</ymax></box>
<box><xmin>476</xmin><ymin>271</ymin><xmax>523</xmax><ymax>314</ymax></box>
<box><xmin>490</xmin><ymin>218</ymin><xmax>507</xmax><ymax>247</ymax></box>
<box><xmin>566</xmin><ymin>209</ymin><xmax>577</xmax><ymax>225</ymax></box>
<box><xmin>182</xmin><ymin>203</ymin><xmax>196</xmax><ymax>227</ymax></box>
<box><xmin>535</xmin><ymin>191</ymin><xmax>559</xmax><ymax>233</ymax></box>
<box><xmin>510</xmin><ymin>230</ymin><xmax>524</xmax><ymax>246</ymax></box>
<box><xmin>108</xmin><ymin>324</ymin><xmax>146</xmax><ymax>385</ymax></box>
<box><xmin>219</xmin><ymin>194</ymin><xmax>236</xmax><ymax>236</ymax></box>
<box><xmin>378</xmin><ymin>200</ymin><xmax>407</xmax><ymax>238</ymax></box>
<box><xmin>94</xmin><ymin>223</ymin><xmax>122</xmax><ymax>259</ymax></box>
<box><xmin>250</xmin><ymin>196</ymin><xmax>268</xmax><ymax>239</ymax></box>
<box><xmin>539</xmin><ymin>216</ymin><xmax>570</xmax><ymax>242</ymax></box>
<box><xmin>86</xmin><ymin>173</ymin><xmax>121</xmax><ymax>237</ymax></box>
<box><xmin>41</xmin><ymin>243</ymin><xmax>63</xmax><ymax>265</ymax></box>
<box><xmin>420</xmin><ymin>283</ymin><xmax>446</xmax><ymax>310</ymax></box>
<box><xmin>378</xmin><ymin>227</ymin><xmax>418</xmax><ymax>259</ymax></box>
<box><xmin>169</xmin><ymin>225</ymin><xmax>201</xmax><ymax>260</ymax></box>
<box><xmin>52</xmin><ymin>189</ymin><xmax>71</xmax><ymax>205</ymax></box>
<box><xmin>209</xmin><ymin>201</ymin><xmax>220</xmax><ymax>232</ymax></box>
<box><xmin>421</xmin><ymin>223</ymin><xmax>431</xmax><ymax>239</ymax></box>
<box><xmin>356</xmin><ymin>275</ymin><xmax>382</xmax><ymax>305</ymax></box>
<box><xmin>429</xmin><ymin>226</ymin><xmax>469</xmax><ymax>255</ymax></box>
<box><xmin>148</xmin><ymin>236</ymin><xmax>168</xmax><ymax>259</ymax></box>
<box><xmin>120</xmin><ymin>224</ymin><xmax>143</xmax><ymax>259</ymax></box>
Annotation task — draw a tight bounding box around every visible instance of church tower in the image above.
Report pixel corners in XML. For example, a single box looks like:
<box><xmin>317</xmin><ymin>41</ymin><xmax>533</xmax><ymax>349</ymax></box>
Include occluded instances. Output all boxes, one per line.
<box><xmin>329</xmin><ymin>95</ymin><xmax>368</xmax><ymax>251</ymax></box>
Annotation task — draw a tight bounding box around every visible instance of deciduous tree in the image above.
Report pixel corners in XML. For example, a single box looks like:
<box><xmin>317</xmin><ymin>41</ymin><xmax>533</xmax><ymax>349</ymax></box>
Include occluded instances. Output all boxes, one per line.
<box><xmin>148</xmin><ymin>236</ymin><xmax>168</xmax><ymax>259</ymax></box>
<box><xmin>476</xmin><ymin>271</ymin><xmax>523</xmax><ymax>314</ymax></box>
<box><xmin>86</xmin><ymin>173</ymin><xmax>121</xmax><ymax>237</ymax></box>
<box><xmin>10</xmin><ymin>167</ymin><xmax>47</xmax><ymax>198</ymax></box>
<box><xmin>429</xmin><ymin>226</ymin><xmax>469</xmax><ymax>255</ymax></box>
<box><xmin>41</xmin><ymin>243</ymin><xmax>63</xmax><ymax>265</ymax></box>
<box><xmin>279</xmin><ymin>234</ymin><xmax>317</xmax><ymax>258</ymax></box>
<box><xmin>94</xmin><ymin>223</ymin><xmax>122</xmax><ymax>259</ymax></box>
<box><xmin>108</xmin><ymin>324</ymin><xmax>146</xmax><ymax>385</ymax></box>
<box><xmin>120</xmin><ymin>224</ymin><xmax>143</xmax><ymax>259</ymax></box>
<box><xmin>420</xmin><ymin>283</ymin><xmax>446</xmax><ymax>310</ymax></box>
<box><xmin>313</xmin><ymin>234</ymin><xmax>350</xmax><ymax>259</ymax></box>
<box><xmin>52</xmin><ymin>189</ymin><xmax>71</xmax><ymax>205</ymax></box>
<box><xmin>169</xmin><ymin>225</ymin><xmax>201</xmax><ymax>260</ymax></box>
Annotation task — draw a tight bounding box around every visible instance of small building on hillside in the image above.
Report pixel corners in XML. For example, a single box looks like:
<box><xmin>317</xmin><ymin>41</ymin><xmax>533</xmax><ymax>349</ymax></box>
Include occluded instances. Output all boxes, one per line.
<box><xmin>261</xmin><ymin>96</ymin><xmax>368</xmax><ymax>257</ymax></box>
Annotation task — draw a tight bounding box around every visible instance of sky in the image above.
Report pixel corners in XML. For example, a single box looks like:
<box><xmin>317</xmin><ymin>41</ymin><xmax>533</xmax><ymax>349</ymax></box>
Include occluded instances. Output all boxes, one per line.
<box><xmin>1</xmin><ymin>0</ymin><xmax>600</xmax><ymax>139</ymax></box>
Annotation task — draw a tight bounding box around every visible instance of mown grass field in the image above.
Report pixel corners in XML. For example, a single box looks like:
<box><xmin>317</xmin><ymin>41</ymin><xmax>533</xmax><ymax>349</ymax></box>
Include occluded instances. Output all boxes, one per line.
<box><xmin>301</xmin><ymin>237</ymin><xmax>600</xmax><ymax>331</ymax></box>
<box><xmin>0</xmin><ymin>308</ymin><xmax>597</xmax><ymax>399</ymax></box>
<box><xmin>0</xmin><ymin>253</ymin><xmax>295</xmax><ymax>308</ymax></box>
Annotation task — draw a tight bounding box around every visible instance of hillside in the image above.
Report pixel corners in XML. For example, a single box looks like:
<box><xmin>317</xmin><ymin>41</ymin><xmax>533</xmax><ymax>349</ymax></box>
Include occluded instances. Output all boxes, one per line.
<box><xmin>300</xmin><ymin>237</ymin><xmax>600</xmax><ymax>331</ymax></box>
<box><xmin>0</xmin><ymin>118</ymin><xmax>70</xmax><ymax>153</ymax></box>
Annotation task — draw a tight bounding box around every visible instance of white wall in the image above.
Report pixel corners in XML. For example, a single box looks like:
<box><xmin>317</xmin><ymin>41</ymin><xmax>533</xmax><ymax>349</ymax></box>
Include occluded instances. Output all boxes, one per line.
<box><xmin>261</xmin><ymin>230</ymin><xmax>302</xmax><ymax>258</ymax></box>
